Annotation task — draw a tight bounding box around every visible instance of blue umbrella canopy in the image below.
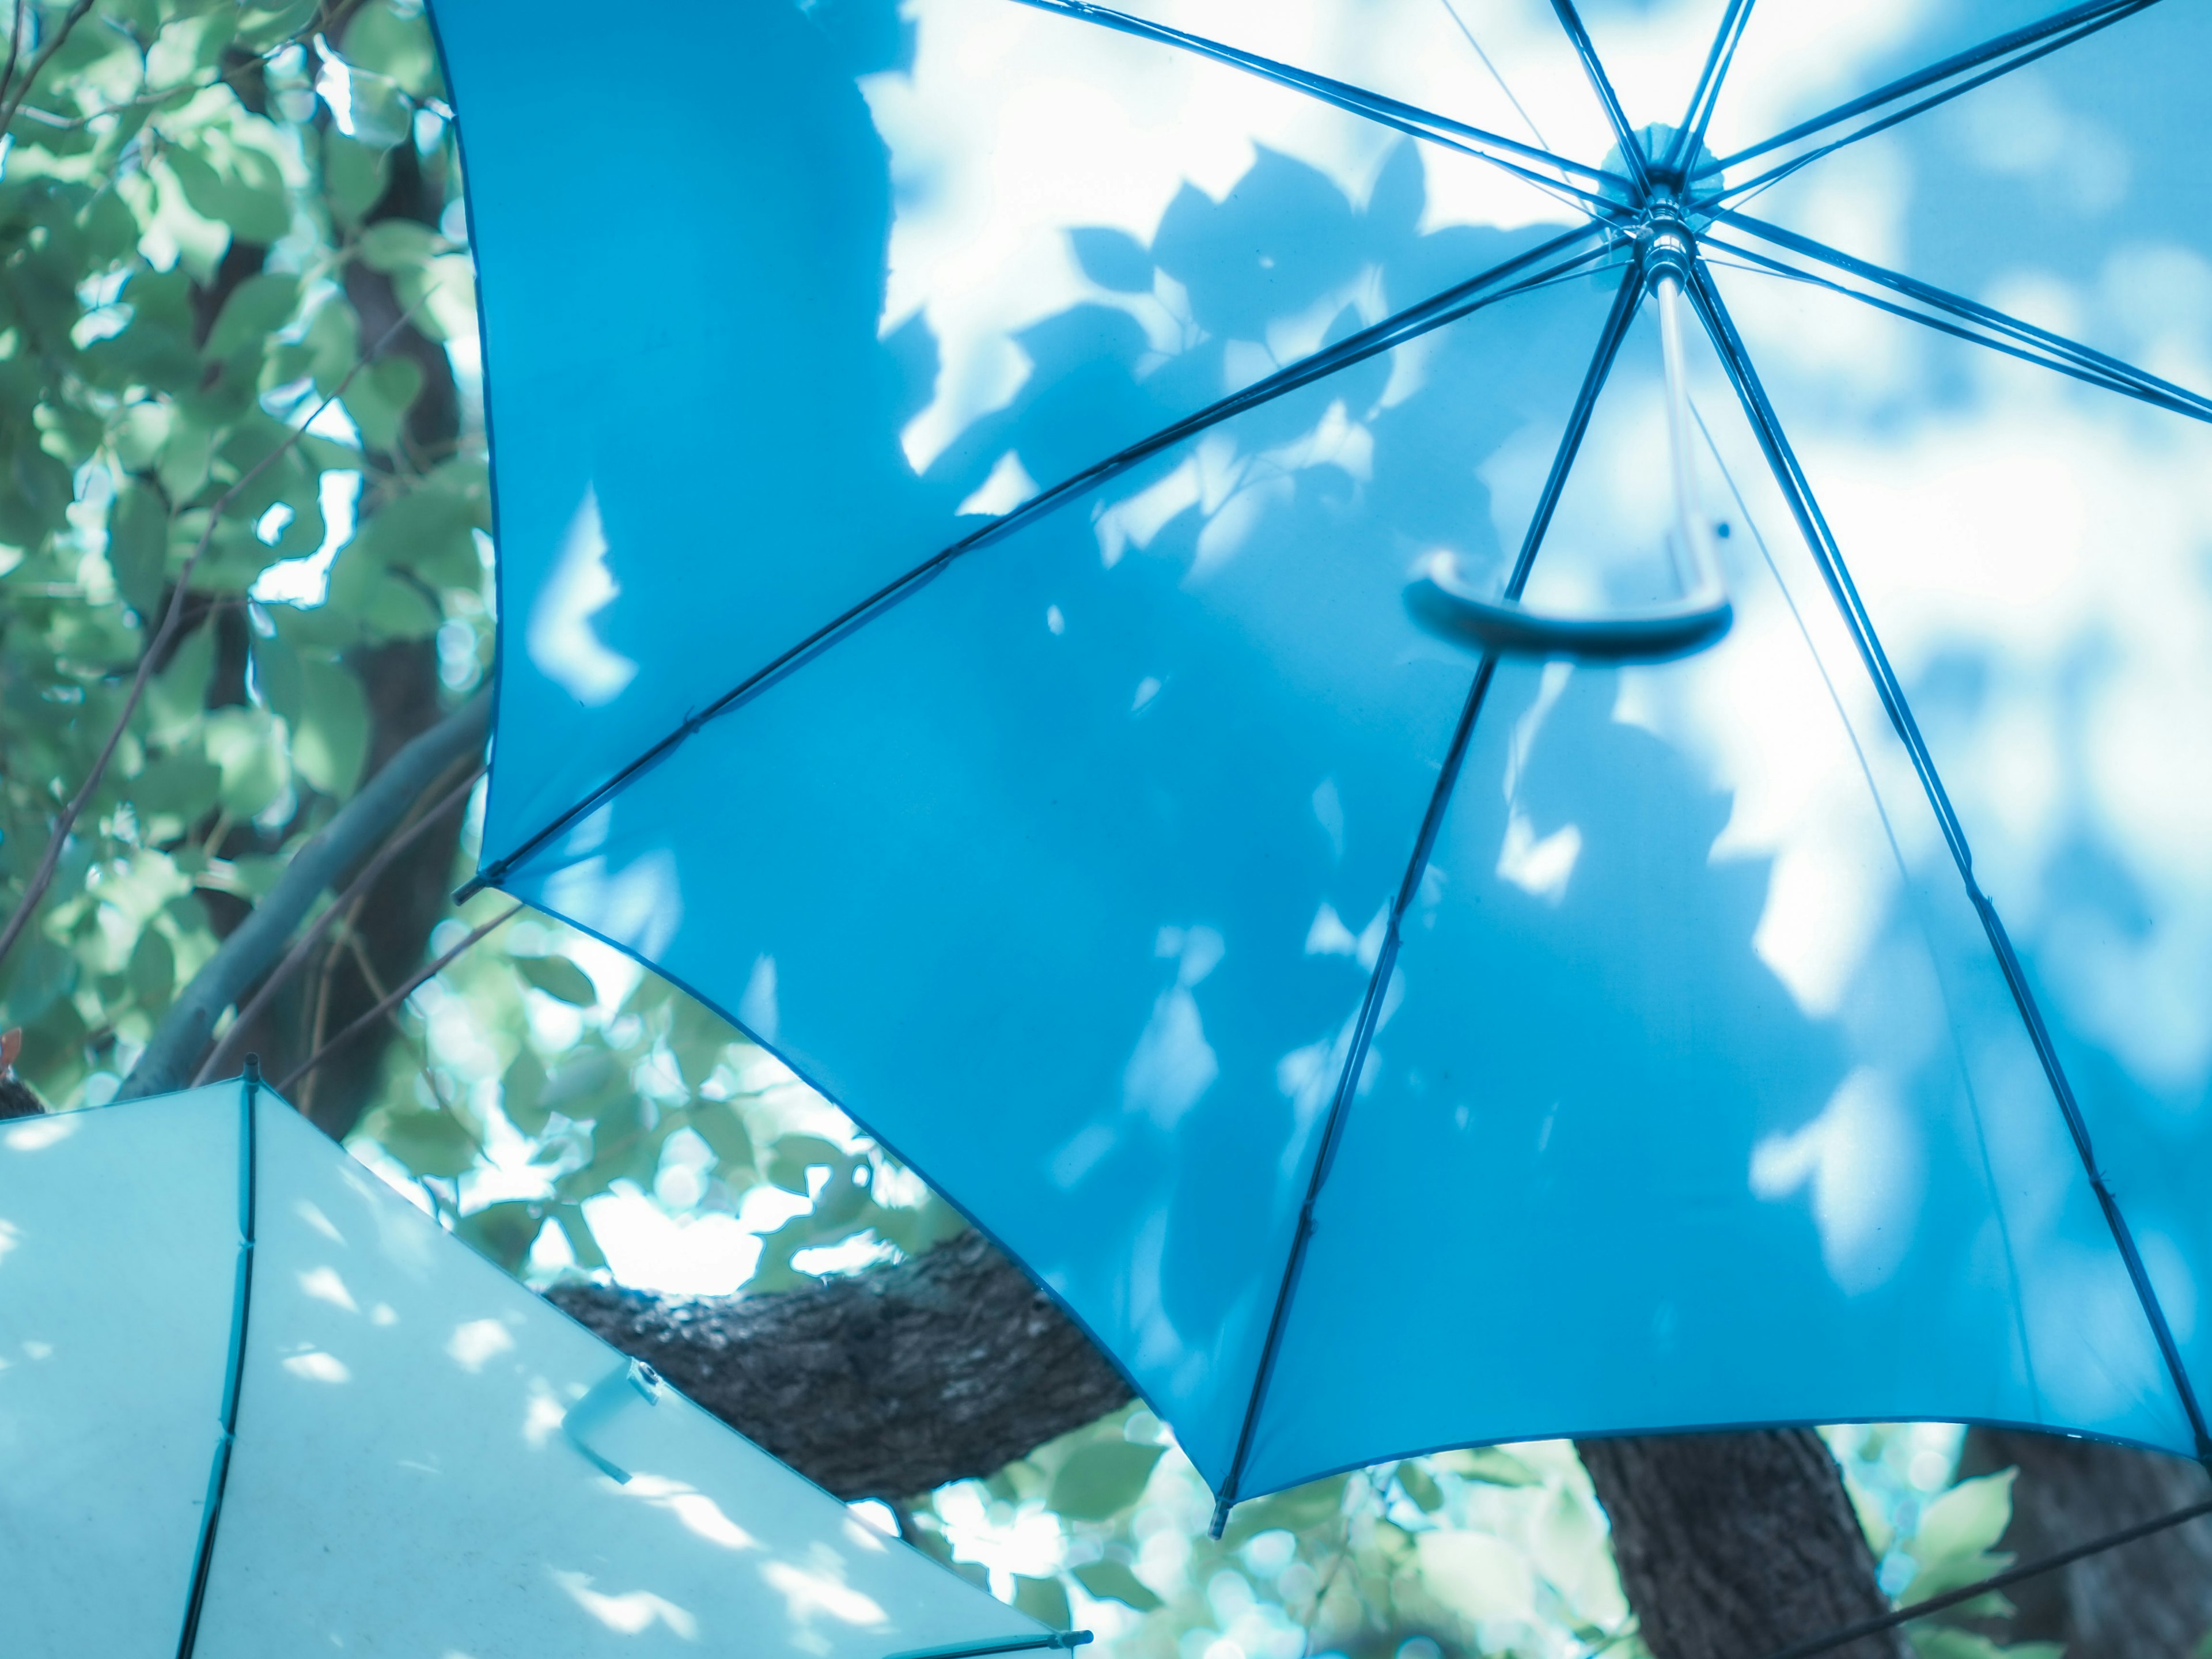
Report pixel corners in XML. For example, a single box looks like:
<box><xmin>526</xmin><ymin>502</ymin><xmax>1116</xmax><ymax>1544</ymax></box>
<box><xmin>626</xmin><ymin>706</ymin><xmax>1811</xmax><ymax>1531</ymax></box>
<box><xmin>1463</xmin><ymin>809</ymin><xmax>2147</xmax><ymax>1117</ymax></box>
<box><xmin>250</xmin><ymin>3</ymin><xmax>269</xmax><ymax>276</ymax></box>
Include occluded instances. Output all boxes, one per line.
<box><xmin>0</xmin><ymin>1077</ymin><xmax>1069</xmax><ymax>1657</ymax></box>
<box><xmin>435</xmin><ymin>0</ymin><xmax>2212</xmax><ymax>1514</ymax></box>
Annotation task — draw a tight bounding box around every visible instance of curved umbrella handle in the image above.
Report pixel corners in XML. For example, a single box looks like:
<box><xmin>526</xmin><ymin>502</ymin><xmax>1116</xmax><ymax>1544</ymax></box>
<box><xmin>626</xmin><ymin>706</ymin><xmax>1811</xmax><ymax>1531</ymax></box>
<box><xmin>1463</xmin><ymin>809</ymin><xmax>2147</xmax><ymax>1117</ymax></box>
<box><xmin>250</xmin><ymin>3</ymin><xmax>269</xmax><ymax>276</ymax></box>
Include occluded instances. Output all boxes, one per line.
<box><xmin>1407</xmin><ymin>270</ymin><xmax>1732</xmax><ymax>663</ymax></box>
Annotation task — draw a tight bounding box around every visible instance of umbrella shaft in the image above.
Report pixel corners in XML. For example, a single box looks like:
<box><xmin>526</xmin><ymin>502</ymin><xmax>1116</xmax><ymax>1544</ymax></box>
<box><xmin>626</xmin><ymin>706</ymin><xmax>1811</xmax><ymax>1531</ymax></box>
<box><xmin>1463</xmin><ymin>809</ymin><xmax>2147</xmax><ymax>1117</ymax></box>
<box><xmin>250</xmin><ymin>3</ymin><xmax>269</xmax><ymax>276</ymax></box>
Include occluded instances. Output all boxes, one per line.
<box><xmin>1653</xmin><ymin>270</ymin><xmax>1722</xmax><ymax>606</ymax></box>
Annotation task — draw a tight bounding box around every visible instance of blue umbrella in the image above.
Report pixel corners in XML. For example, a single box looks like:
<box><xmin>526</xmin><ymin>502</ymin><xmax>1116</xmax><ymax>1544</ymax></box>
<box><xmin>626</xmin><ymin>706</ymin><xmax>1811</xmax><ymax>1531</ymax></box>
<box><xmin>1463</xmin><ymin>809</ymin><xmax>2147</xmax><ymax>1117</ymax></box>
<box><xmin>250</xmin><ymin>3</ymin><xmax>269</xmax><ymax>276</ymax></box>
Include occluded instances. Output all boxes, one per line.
<box><xmin>436</xmin><ymin>0</ymin><xmax>2212</xmax><ymax>1517</ymax></box>
<box><xmin>0</xmin><ymin>1073</ymin><xmax>1075</xmax><ymax>1657</ymax></box>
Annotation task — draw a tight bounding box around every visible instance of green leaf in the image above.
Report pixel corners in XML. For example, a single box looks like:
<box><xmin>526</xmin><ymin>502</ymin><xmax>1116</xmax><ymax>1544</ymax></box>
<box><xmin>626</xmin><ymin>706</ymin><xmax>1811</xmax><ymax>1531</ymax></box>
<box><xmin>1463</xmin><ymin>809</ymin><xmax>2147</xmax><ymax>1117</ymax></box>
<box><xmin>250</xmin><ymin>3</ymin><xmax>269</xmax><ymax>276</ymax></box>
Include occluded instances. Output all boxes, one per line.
<box><xmin>555</xmin><ymin>1203</ymin><xmax>607</xmax><ymax>1271</ymax></box>
<box><xmin>1395</xmin><ymin>1461</ymin><xmax>1445</xmax><ymax>1513</ymax></box>
<box><xmin>132</xmin><ymin>748</ymin><xmax>222</xmax><ymax>823</ymax></box>
<box><xmin>163</xmin><ymin>140</ymin><xmax>289</xmax><ymax>245</ymax></box>
<box><xmin>1219</xmin><ymin>1476</ymin><xmax>1347</xmax><ymax>1547</ymax></box>
<box><xmin>127</xmin><ymin>926</ymin><xmax>175</xmax><ymax>1012</ymax></box>
<box><xmin>340</xmin><ymin>0</ymin><xmax>443</xmax><ymax>97</ymax></box>
<box><xmin>1013</xmin><ymin>1576</ymin><xmax>1071</xmax><ymax>1631</ymax></box>
<box><xmin>289</xmin><ymin>655</ymin><xmax>368</xmax><ymax>796</ymax></box>
<box><xmin>1915</xmin><ymin>1471</ymin><xmax>2015</xmax><ymax>1565</ymax></box>
<box><xmin>106</xmin><ymin>480</ymin><xmax>168</xmax><ymax>618</ymax></box>
<box><xmin>0</xmin><ymin>935</ymin><xmax>78</xmax><ymax>1027</ymax></box>
<box><xmin>355</xmin><ymin>218</ymin><xmax>441</xmax><ymax>274</ymax></box>
<box><xmin>765</xmin><ymin>1134</ymin><xmax>844</xmax><ymax>1195</ymax></box>
<box><xmin>502</xmin><ymin>1047</ymin><xmax>549</xmax><ymax>1136</ymax></box>
<box><xmin>1452</xmin><ymin>1446</ymin><xmax>1545</xmax><ymax>1487</ymax></box>
<box><xmin>323</xmin><ymin>131</ymin><xmax>389</xmax><ymax>226</ymax></box>
<box><xmin>344</xmin><ymin>354</ymin><xmax>423</xmax><ymax>452</ymax></box>
<box><xmin>205</xmin><ymin>272</ymin><xmax>300</xmax><ymax>361</ymax></box>
<box><xmin>688</xmin><ymin>1100</ymin><xmax>754</xmax><ymax>1170</ymax></box>
<box><xmin>456</xmin><ymin>1201</ymin><xmax>541</xmax><ymax>1273</ymax></box>
<box><xmin>1047</xmin><ymin>1441</ymin><xmax>1164</xmax><ymax>1521</ymax></box>
<box><xmin>539</xmin><ymin>1049</ymin><xmax>624</xmax><ymax>1122</ymax></box>
<box><xmin>203</xmin><ymin>706</ymin><xmax>289</xmax><ymax>819</ymax></box>
<box><xmin>517</xmin><ymin>953</ymin><xmax>597</xmax><ymax>1006</ymax></box>
<box><xmin>1070</xmin><ymin>1558</ymin><xmax>1163</xmax><ymax>1612</ymax></box>
<box><xmin>375</xmin><ymin>1108</ymin><xmax>478</xmax><ymax>1179</ymax></box>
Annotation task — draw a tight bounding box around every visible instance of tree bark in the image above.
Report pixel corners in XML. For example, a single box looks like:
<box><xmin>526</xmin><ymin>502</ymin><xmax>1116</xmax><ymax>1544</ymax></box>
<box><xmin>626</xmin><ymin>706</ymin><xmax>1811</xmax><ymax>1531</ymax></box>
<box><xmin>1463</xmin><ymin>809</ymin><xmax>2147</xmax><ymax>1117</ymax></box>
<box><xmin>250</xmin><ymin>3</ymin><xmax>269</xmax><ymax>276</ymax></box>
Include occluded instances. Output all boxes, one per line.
<box><xmin>549</xmin><ymin>1229</ymin><xmax>1132</xmax><ymax>1500</ymax></box>
<box><xmin>1957</xmin><ymin>1427</ymin><xmax>2212</xmax><ymax>1656</ymax></box>
<box><xmin>1577</xmin><ymin>1430</ymin><xmax>1908</xmax><ymax>1659</ymax></box>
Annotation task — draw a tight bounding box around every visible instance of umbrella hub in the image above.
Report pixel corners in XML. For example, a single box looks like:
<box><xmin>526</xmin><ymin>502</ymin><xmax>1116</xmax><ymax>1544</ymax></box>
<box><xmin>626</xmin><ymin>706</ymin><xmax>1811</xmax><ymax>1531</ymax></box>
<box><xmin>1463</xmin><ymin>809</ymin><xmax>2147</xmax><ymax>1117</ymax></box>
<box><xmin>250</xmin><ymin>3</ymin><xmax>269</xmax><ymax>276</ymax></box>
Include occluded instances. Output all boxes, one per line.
<box><xmin>1608</xmin><ymin>123</ymin><xmax>1723</xmax><ymax>212</ymax></box>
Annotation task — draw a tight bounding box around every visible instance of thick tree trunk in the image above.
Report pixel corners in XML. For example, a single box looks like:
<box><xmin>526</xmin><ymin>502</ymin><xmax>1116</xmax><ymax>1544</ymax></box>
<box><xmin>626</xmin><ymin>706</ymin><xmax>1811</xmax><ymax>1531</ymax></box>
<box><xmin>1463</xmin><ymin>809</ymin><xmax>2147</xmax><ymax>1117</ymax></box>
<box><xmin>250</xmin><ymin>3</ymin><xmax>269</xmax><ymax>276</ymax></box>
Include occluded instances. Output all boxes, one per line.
<box><xmin>1576</xmin><ymin>1431</ymin><xmax>1907</xmax><ymax>1659</ymax></box>
<box><xmin>1957</xmin><ymin>1427</ymin><xmax>2212</xmax><ymax>1656</ymax></box>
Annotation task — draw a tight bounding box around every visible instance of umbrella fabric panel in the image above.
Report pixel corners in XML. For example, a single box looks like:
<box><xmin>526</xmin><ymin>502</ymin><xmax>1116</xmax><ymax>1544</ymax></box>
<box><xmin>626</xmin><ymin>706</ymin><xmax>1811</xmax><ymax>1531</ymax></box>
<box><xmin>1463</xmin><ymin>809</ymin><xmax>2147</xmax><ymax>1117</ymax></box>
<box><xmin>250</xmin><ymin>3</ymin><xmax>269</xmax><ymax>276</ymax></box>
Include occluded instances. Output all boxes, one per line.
<box><xmin>1041</xmin><ymin>0</ymin><xmax>1618</xmax><ymax>179</ymax></box>
<box><xmin>1710</xmin><ymin>0</ymin><xmax>2211</xmax><ymax>378</ymax></box>
<box><xmin>499</xmin><ymin>271</ymin><xmax>1631</xmax><ymax>1485</ymax></box>
<box><xmin>435</xmin><ymin>0</ymin><xmax>1581</xmax><ymax>867</ymax></box>
<box><xmin>195</xmin><ymin>1095</ymin><xmax>1052</xmax><ymax>1658</ymax></box>
<box><xmin>0</xmin><ymin>1086</ymin><xmax>240</xmax><ymax>1659</ymax></box>
<box><xmin>1696</xmin><ymin>0</ymin><xmax>2076</xmax><ymax>170</ymax></box>
<box><xmin>1890</xmin><ymin>0</ymin><xmax>2206</xmax><ymax>374</ymax></box>
<box><xmin>1234</xmin><ymin>329</ymin><xmax>2198</xmax><ymax>1494</ymax></box>
<box><xmin>1712</xmin><ymin>265</ymin><xmax>2212</xmax><ymax>1420</ymax></box>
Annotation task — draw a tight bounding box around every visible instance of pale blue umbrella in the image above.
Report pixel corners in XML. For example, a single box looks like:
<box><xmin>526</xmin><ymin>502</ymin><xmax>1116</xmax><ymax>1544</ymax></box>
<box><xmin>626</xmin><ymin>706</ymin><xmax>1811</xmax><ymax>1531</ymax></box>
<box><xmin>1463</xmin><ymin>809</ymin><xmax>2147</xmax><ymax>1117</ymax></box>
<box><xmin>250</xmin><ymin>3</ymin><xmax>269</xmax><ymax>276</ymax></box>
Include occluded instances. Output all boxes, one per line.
<box><xmin>435</xmin><ymin>0</ymin><xmax>2212</xmax><ymax>1520</ymax></box>
<box><xmin>0</xmin><ymin>1071</ymin><xmax>1076</xmax><ymax>1657</ymax></box>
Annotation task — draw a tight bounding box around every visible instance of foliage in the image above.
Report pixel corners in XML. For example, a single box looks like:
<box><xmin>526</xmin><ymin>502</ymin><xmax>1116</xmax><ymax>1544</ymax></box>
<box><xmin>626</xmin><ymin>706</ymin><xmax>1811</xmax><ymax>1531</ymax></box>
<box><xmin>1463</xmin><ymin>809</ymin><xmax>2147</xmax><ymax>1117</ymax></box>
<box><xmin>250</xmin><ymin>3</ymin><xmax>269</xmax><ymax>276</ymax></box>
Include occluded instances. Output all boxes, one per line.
<box><xmin>0</xmin><ymin>9</ymin><xmax>2071</xmax><ymax>1659</ymax></box>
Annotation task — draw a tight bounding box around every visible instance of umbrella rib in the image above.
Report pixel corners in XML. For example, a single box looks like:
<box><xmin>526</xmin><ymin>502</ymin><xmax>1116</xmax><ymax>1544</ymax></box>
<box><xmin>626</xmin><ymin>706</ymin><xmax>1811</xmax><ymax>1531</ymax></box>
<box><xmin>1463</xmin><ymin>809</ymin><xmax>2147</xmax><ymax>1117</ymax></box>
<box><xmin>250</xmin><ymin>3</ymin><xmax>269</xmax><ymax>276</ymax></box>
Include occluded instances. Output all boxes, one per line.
<box><xmin>173</xmin><ymin>1062</ymin><xmax>262</xmax><ymax>1658</ymax></box>
<box><xmin>1703</xmin><ymin>213</ymin><xmax>2212</xmax><ymax>423</ymax></box>
<box><xmin>1209</xmin><ymin>254</ymin><xmax>1652</xmax><ymax>1531</ymax></box>
<box><xmin>1547</xmin><ymin>0</ymin><xmax>1649</xmax><ymax>197</ymax></box>
<box><xmin>1661</xmin><ymin>0</ymin><xmax>1755</xmax><ymax>178</ymax></box>
<box><xmin>1694</xmin><ymin>0</ymin><xmax>2159</xmax><ymax>189</ymax></box>
<box><xmin>1686</xmin><ymin>260</ymin><xmax>2212</xmax><ymax>1462</ymax></box>
<box><xmin>1003</xmin><ymin>0</ymin><xmax>1632</xmax><ymax>221</ymax></box>
<box><xmin>462</xmin><ymin>228</ymin><xmax>1617</xmax><ymax>900</ymax></box>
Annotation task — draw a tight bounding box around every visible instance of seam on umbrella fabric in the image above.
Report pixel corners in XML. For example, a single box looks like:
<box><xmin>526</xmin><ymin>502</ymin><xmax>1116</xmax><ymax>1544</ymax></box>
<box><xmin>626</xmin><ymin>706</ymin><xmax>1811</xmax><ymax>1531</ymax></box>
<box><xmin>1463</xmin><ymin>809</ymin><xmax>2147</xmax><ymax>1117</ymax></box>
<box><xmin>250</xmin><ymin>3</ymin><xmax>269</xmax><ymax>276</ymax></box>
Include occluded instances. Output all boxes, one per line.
<box><xmin>1694</xmin><ymin>0</ymin><xmax>2162</xmax><ymax>184</ymax></box>
<box><xmin>1434</xmin><ymin>0</ymin><xmax>1553</xmax><ymax>153</ymax></box>
<box><xmin>1690</xmin><ymin>262</ymin><xmax>2212</xmax><ymax>1461</ymax></box>
<box><xmin>1211</xmin><ymin>255</ymin><xmax>1652</xmax><ymax>1528</ymax></box>
<box><xmin>1703</xmin><ymin>215</ymin><xmax>2212</xmax><ymax>422</ymax></box>
<box><xmin>1548</xmin><ymin>0</ymin><xmax>1650</xmax><ymax>198</ymax></box>
<box><xmin>464</xmin><ymin>230</ymin><xmax>1619</xmax><ymax>898</ymax></box>
<box><xmin>1006</xmin><ymin>0</ymin><xmax>1631</xmax><ymax>222</ymax></box>
<box><xmin>174</xmin><ymin>1063</ymin><xmax>262</xmax><ymax>1659</ymax></box>
<box><xmin>1664</xmin><ymin>0</ymin><xmax>1756</xmax><ymax>179</ymax></box>
<box><xmin>1691</xmin><ymin>403</ymin><xmax>2043</xmax><ymax>1415</ymax></box>
<box><xmin>1702</xmin><ymin>0</ymin><xmax>2157</xmax><ymax>216</ymax></box>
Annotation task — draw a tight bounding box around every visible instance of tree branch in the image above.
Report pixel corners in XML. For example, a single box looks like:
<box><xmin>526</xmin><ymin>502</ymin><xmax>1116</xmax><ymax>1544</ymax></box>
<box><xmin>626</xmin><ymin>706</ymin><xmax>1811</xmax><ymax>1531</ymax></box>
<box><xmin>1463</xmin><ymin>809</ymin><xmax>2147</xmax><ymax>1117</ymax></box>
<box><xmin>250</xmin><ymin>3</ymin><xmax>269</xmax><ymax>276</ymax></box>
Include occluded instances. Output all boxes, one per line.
<box><xmin>0</xmin><ymin>309</ymin><xmax>428</xmax><ymax>975</ymax></box>
<box><xmin>274</xmin><ymin>898</ymin><xmax>518</xmax><ymax>1094</ymax></box>
<box><xmin>548</xmin><ymin>1230</ymin><xmax>1134</xmax><ymax>1499</ymax></box>
<box><xmin>0</xmin><ymin>0</ymin><xmax>90</xmax><ymax>135</ymax></box>
<box><xmin>193</xmin><ymin>758</ymin><xmax>482</xmax><ymax>1085</ymax></box>
<box><xmin>122</xmin><ymin>690</ymin><xmax>489</xmax><ymax>1098</ymax></box>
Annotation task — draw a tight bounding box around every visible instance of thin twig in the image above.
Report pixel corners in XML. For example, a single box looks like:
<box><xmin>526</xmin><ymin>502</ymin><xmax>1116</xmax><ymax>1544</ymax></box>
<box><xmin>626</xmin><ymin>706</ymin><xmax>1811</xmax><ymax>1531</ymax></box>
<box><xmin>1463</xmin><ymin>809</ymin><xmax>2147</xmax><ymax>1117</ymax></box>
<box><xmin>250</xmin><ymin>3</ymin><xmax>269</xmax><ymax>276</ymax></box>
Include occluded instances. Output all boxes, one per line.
<box><xmin>276</xmin><ymin>903</ymin><xmax>520</xmax><ymax>1094</ymax></box>
<box><xmin>0</xmin><ymin>0</ymin><xmax>29</xmax><ymax>118</ymax></box>
<box><xmin>0</xmin><ymin>304</ymin><xmax>428</xmax><ymax>974</ymax></box>
<box><xmin>0</xmin><ymin>0</ymin><xmax>93</xmax><ymax>135</ymax></box>
<box><xmin>193</xmin><ymin>760</ymin><xmax>482</xmax><ymax>1084</ymax></box>
<box><xmin>16</xmin><ymin>16</ymin><xmax>327</xmax><ymax>132</ymax></box>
